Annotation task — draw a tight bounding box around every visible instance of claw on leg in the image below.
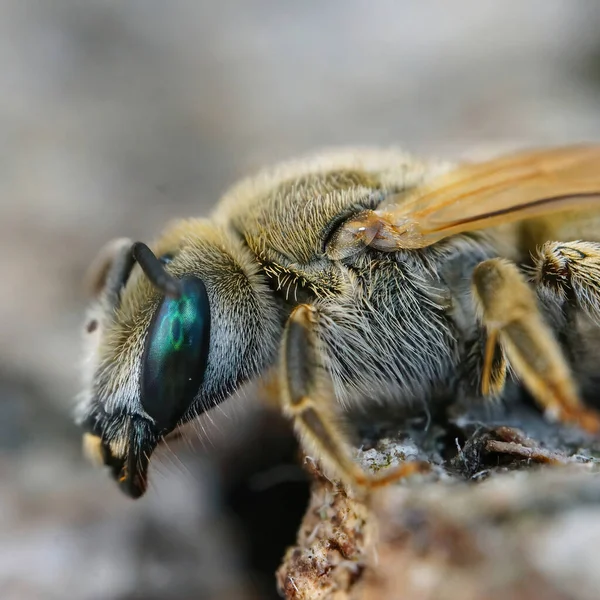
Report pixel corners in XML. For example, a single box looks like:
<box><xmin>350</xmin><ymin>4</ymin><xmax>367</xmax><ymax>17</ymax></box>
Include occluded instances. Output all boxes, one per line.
<box><xmin>280</xmin><ymin>304</ymin><xmax>429</xmax><ymax>490</ymax></box>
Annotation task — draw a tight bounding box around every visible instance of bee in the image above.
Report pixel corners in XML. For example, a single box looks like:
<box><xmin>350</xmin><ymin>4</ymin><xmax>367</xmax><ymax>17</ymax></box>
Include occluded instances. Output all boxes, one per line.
<box><xmin>77</xmin><ymin>145</ymin><xmax>600</xmax><ymax>498</ymax></box>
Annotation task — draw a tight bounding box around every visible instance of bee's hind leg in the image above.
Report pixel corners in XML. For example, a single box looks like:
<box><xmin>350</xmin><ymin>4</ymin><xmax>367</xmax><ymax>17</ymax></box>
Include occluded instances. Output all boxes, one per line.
<box><xmin>471</xmin><ymin>257</ymin><xmax>600</xmax><ymax>434</ymax></box>
<box><xmin>279</xmin><ymin>304</ymin><xmax>429</xmax><ymax>490</ymax></box>
<box><xmin>534</xmin><ymin>240</ymin><xmax>600</xmax><ymax>326</ymax></box>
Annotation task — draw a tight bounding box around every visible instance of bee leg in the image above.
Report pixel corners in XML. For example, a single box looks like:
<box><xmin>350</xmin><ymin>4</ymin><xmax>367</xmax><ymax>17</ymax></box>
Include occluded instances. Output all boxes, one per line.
<box><xmin>534</xmin><ymin>241</ymin><xmax>600</xmax><ymax>326</ymax></box>
<box><xmin>280</xmin><ymin>304</ymin><xmax>429</xmax><ymax>489</ymax></box>
<box><xmin>459</xmin><ymin>326</ymin><xmax>507</xmax><ymax>401</ymax></box>
<box><xmin>480</xmin><ymin>328</ymin><xmax>508</xmax><ymax>397</ymax></box>
<box><xmin>472</xmin><ymin>258</ymin><xmax>600</xmax><ymax>433</ymax></box>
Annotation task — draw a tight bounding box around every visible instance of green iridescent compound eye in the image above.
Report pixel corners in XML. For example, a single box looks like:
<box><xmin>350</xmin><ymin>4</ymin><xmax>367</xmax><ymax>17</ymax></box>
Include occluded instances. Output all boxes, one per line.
<box><xmin>141</xmin><ymin>276</ymin><xmax>210</xmax><ymax>432</ymax></box>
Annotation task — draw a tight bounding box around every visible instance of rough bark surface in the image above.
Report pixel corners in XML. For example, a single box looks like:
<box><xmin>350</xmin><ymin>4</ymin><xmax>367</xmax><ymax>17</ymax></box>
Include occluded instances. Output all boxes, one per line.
<box><xmin>277</xmin><ymin>404</ymin><xmax>600</xmax><ymax>600</ymax></box>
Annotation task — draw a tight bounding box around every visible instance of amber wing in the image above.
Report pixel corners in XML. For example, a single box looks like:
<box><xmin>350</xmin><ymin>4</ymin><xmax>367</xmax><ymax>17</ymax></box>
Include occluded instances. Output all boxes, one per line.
<box><xmin>376</xmin><ymin>145</ymin><xmax>600</xmax><ymax>249</ymax></box>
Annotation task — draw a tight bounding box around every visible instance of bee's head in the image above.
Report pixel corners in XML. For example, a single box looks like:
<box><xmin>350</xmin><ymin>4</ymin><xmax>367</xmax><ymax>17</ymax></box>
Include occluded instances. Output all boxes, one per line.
<box><xmin>77</xmin><ymin>221</ymin><xmax>280</xmax><ymax>498</ymax></box>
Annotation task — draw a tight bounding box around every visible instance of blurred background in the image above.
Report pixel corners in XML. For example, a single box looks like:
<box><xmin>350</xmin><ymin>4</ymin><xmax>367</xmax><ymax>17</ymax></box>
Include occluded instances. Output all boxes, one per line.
<box><xmin>2</xmin><ymin>1</ymin><xmax>600</xmax><ymax>598</ymax></box>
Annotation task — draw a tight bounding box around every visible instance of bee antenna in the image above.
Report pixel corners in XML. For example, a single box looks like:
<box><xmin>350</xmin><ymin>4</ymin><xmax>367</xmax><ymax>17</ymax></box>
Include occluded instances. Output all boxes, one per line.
<box><xmin>131</xmin><ymin>242</ymin><xmax>182</xmax><ymax>298</ymax></box>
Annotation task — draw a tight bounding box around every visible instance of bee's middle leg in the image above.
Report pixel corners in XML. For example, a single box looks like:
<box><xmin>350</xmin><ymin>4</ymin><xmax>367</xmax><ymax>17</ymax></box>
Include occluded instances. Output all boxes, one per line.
<box><xmin>279</xmin><ymin>304</ymin><xmax>428</xmax><ymax>489</ymax></box>
<box><xmin>471</xmin><ymin>257</ymin><xmax>600</xmax><ymax>433</ymax></box>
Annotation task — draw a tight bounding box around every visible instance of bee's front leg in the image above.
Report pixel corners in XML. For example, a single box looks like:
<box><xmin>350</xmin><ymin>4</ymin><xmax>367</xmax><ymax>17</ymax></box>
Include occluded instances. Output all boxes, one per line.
<box><xmin>280</xmin><ymin>304</ymin><xmax>428</xmax><ymax>490</ymax></box>
<box><xmin>472</xmin><ymin>257</ymin><xmax>600</xmax><ymax>433</ymax></box>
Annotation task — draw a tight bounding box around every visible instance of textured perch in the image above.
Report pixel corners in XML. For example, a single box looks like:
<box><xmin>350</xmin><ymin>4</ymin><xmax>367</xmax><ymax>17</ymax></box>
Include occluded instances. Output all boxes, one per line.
<box><xmin>277</xmin><ymin>403</ymin><xmax>600</xmax><ymax>600</ymax></box>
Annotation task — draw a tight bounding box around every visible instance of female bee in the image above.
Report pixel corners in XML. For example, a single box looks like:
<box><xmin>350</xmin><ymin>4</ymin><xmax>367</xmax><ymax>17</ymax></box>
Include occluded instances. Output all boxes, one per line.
<box><xmin>78</xmin><ymin>145</ymin><xmax>600</xmax><ymax>498</ymax></box>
